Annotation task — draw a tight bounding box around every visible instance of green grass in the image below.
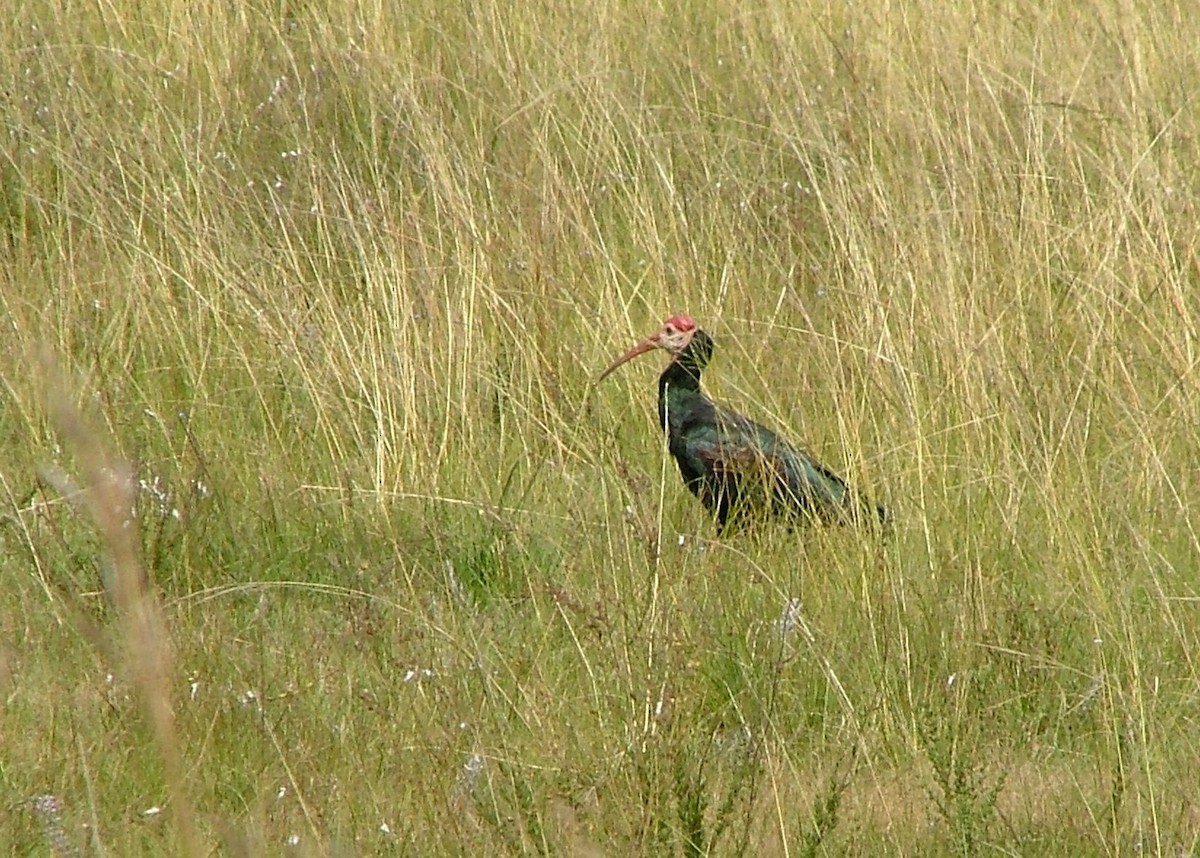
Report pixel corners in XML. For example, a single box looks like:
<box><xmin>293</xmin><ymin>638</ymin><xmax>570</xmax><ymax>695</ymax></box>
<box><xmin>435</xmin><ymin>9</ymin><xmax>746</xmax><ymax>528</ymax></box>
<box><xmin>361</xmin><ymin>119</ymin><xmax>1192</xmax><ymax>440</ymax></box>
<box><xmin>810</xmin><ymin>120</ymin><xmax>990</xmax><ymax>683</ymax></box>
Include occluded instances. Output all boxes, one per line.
<box><xmin>2</xmin><ymin>0</ymin><xmax>1200</xmax><ymax>853</ymax></box>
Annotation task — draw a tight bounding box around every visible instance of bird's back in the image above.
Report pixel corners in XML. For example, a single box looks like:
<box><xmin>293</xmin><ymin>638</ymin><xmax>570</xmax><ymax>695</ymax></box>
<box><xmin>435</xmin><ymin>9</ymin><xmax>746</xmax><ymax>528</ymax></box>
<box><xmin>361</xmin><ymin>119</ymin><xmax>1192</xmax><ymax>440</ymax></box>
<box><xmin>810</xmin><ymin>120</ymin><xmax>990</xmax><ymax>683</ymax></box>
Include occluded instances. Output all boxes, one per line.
<box><xmin>670</xmin><ymin>394</ymin><xmax>885</xmax><ymax>529</ymax></box>
<box><xmin>747</xmin><ymin>416</ymin><xmax>884</xmax><ymax>525</ymax></box>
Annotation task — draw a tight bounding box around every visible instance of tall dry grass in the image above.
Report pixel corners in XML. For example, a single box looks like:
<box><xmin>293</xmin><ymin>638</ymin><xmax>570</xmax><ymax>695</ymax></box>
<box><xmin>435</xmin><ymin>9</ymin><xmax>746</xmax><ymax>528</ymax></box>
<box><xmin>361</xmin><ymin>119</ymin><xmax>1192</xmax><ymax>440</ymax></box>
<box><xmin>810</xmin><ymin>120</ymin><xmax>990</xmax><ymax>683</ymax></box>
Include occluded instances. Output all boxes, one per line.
<box><xmin>1</xmin><ymin>0</ymin><xmax>1198</xmax><ymax>853</ymax></box>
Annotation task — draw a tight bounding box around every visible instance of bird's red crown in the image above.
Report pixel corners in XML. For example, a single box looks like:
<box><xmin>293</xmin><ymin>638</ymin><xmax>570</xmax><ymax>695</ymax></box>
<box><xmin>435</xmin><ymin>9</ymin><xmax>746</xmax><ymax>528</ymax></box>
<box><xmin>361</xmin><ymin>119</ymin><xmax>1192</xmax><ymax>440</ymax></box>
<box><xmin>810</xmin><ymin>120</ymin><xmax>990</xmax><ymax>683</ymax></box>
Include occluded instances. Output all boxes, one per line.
<box><xmin>664</xmin><ymin>313</ymin><xmax>696</xmax><ymax>332</ymax></box>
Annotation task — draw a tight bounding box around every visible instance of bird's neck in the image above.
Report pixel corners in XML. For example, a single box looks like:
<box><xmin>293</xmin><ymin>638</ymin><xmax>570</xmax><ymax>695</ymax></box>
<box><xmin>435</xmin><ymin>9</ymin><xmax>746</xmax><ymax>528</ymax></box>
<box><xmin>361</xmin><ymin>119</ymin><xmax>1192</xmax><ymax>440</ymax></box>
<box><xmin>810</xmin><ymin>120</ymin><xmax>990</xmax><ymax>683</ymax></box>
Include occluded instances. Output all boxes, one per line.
<box><xmin>659</xmin><ymin>358</ymin><xmax>702</xmax><ymax>392</ymax></box>
<box><xmin>657</xmin><ymin>359</ymin><xmax>703</xmax><ymax>432</ymax></box>
<box><xmin>656</xmin><ymin>330</ymin><xmax>714</xmax><ymax>432</ymax></box>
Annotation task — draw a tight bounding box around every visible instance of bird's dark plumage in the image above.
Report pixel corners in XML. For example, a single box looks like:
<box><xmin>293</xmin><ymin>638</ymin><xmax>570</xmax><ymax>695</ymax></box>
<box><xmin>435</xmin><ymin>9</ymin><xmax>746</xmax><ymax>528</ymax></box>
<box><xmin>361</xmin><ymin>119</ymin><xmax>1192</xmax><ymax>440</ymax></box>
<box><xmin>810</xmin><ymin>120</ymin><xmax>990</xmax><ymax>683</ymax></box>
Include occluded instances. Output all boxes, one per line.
<box><xmin>601</xmin><ymin>315</ymin><xmax>887</xmax><ymax>533</ymax></box>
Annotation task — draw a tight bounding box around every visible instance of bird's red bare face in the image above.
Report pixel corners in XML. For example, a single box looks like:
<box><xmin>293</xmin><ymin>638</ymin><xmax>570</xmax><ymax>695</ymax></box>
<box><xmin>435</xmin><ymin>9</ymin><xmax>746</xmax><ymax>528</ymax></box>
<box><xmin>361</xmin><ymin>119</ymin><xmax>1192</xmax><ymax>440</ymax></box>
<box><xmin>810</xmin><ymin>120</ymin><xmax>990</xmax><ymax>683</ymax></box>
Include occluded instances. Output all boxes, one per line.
<box><xmin>598</xmin><ymin>314</ymin><xmax>699</xmax><ymax>382</ymax></box>
<box><xmin>655</xmin><ymin>314</ymin><xmax>698</xmax><ymax>354</ymax></box>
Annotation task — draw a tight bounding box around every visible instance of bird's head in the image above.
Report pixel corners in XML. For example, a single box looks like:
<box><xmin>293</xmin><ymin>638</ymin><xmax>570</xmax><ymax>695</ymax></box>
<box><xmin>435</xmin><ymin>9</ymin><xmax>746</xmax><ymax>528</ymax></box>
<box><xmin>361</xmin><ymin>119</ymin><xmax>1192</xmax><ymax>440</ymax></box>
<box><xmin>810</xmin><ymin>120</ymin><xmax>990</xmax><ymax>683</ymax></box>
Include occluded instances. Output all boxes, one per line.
<box><xmin>598</xmin><ymin>314</ymin><xmax>699</xmax><ymax>382</ymax></box>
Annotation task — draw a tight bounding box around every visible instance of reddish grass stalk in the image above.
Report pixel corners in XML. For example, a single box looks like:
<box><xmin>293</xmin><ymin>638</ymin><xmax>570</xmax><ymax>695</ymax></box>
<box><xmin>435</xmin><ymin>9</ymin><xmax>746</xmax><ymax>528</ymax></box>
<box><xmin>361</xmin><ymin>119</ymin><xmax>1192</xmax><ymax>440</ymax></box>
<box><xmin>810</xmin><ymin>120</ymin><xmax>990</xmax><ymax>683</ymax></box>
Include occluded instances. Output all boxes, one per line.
<box><xmin>47</xmin><ymin>373</ymin><xmax>201</xmax><ymax>857</ymax></box>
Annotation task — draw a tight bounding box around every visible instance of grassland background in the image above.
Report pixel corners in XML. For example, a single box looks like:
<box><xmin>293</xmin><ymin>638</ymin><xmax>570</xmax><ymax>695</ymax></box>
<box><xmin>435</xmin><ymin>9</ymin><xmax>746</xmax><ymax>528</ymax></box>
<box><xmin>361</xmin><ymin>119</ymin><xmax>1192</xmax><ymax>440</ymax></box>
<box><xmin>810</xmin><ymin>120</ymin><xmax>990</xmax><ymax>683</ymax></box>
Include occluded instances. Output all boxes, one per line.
<box><xmin>2</xmin><ymin>0</ymin><xmax>1199</xmax><ymax>854</ymax></box>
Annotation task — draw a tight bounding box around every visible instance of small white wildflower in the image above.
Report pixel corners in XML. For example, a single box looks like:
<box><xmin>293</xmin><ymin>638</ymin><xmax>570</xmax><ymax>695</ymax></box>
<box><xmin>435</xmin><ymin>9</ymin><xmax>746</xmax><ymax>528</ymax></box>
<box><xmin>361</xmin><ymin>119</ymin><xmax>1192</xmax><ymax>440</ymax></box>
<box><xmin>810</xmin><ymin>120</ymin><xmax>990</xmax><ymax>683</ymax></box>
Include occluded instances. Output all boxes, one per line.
<box><xmin>380</xmin><ymin>822</ymin><xmax>393</xmax><ymax>835</ymax></box>
<box><xmin>276</xmin><ymin>785</ymin><xmax>287</xmax><ymax>800</ymax></box>
<box><xmin>257</xmin><ymin>76</ymin><xmax>287</xmax><ymax>110</ymax></box>
<box><xmin>31</xmin><ymin>795</ymin><xmax>71</xmax><ymax>856</ymax></box>
<box><xmin>142</xmin><ymin>806</ymin><xmax>161</xmax><ymax>817</ymax></box>
<box><xmin>31</xmin><ymin>795</ymin><xmax>62</xmax><ymax>815</ymax></box>
<box><xmin>286</xmin><ymin>834</ymin><xmax>300</xmax><ymax>846</ymax></box>
<box><xmin>946</xmin><ymin>673</ymin><xmax>957</xmax><ymax>689</ymax></box>
<box><xmin>774</xmin><ymin>598</ymin><xmax>803</xmax><ymax>639</ymax></box>
<box><xmin>460</xmin><ymin>753</ymin><xmax>485</xmax><ymax>789</ymax></box>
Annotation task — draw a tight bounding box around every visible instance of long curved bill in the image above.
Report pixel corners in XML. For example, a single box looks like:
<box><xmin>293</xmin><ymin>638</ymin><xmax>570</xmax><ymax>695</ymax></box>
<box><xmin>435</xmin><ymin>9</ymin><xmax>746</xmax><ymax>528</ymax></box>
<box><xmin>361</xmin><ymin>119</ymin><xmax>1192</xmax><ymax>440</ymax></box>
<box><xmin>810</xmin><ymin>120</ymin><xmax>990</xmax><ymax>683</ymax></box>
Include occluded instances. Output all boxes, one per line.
<box><xmin>598</xmin><ymin>338</ymin><xmax>657</xmax><ymax>382</ymax></box>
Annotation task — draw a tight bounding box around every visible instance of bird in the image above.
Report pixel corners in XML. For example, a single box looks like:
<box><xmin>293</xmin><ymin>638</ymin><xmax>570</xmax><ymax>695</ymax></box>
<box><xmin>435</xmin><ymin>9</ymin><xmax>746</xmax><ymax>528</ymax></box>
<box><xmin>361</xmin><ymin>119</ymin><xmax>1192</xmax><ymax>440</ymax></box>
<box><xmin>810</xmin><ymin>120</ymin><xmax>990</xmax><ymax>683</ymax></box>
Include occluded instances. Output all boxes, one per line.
<box><xmin>598</xmin><ymin>313</ymin><xmax>887</xmax><ymax>533</ymax></box>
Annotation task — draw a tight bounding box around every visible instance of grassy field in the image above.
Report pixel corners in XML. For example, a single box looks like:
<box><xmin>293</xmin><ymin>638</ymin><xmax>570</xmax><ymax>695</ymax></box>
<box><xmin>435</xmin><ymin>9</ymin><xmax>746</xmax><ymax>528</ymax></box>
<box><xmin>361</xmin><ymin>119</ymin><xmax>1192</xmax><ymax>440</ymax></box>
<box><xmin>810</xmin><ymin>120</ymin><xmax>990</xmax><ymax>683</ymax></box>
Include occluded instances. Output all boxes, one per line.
<box><xmin>2</xmin><ymin>0</ymin><xmax>1199</xmax><ymax>853</ymax></box>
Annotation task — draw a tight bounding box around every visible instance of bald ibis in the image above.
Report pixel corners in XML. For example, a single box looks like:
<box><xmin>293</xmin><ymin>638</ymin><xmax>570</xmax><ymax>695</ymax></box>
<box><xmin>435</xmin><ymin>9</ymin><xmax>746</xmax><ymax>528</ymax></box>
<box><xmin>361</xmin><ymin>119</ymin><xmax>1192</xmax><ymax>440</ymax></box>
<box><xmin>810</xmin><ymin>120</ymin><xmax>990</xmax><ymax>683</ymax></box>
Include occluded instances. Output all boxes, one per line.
<box><xmin>599</xmin><ymin>314</ymin><xmax>887</xmax><ymax>533</ymax></box>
